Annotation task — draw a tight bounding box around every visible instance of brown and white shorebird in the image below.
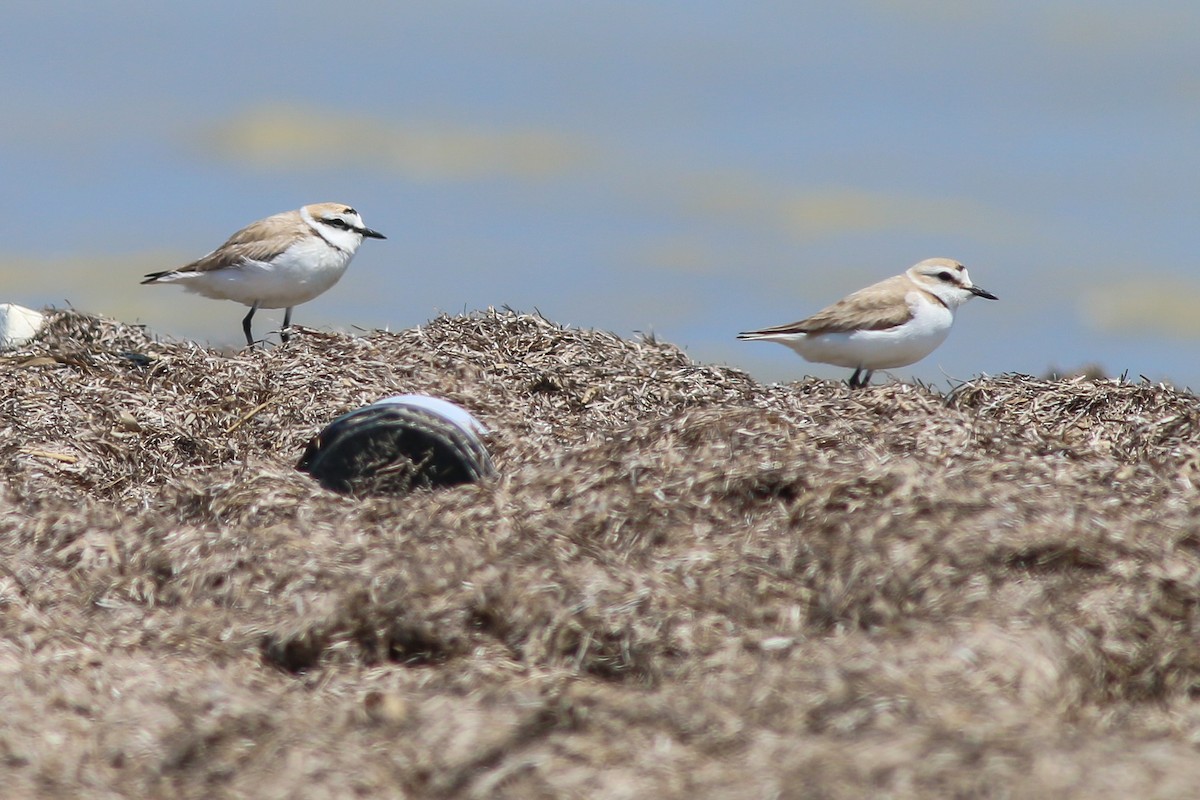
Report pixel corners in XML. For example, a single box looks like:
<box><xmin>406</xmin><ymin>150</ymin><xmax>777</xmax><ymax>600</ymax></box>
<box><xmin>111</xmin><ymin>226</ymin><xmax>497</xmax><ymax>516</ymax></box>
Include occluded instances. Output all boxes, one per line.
<box><xmin>141</xmin><ymin>203</ymin><xmax>385</xmax><ymax>346</ymax></box>
<box><xmin>738</xmin><ymin>258</ymin><xmax>997</xmax><ymax>388</ymax></box>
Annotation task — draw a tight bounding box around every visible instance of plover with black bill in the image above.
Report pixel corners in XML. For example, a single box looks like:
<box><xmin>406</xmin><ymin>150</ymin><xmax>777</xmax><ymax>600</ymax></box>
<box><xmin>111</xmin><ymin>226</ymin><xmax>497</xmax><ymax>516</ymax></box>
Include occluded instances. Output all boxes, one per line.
<box><xmin>738</xmin><ymin>258</ymin><xmax>996</xmax><ymax>388</ymax></box>
<box><xmin>142</xmin><ymin>203</ymin><xmax>386</xmax><ymax>346</ymax></box>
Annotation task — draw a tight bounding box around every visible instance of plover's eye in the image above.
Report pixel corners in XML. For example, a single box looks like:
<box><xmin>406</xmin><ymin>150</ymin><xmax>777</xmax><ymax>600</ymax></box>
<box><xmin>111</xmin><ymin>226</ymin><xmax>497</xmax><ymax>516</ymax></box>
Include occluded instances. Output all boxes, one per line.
<box><xmin>326</xmin><ymin>218</ymin><xmax>350</xmax><ymax>230</ymax></box>
<box><xmin>937</xmin><ymin>271</ymin><xmax>954</xmax><ymax>282</ymax></box>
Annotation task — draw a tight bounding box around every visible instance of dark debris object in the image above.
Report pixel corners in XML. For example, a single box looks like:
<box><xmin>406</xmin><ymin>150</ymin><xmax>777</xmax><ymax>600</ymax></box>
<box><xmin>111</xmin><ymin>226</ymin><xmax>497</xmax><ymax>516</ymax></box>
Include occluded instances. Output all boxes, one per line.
<box><xmin>297</xmin><ymin>395</ymin><xmax>495</xmax><ymax>496</ymax></box>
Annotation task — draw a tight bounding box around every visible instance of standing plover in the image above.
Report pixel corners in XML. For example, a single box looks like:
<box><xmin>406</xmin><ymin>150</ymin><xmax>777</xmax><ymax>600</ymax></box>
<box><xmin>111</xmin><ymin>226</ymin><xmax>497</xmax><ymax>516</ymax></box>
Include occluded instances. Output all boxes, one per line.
<box><xmin>738</xmin><ymin>258</ymin><xmax>996</xmax><ymax>388</ymax></box>
<box><xmin>142</xmin><ymin>203</ymin><xmax>385</xmax><ymax>346</ymax></box>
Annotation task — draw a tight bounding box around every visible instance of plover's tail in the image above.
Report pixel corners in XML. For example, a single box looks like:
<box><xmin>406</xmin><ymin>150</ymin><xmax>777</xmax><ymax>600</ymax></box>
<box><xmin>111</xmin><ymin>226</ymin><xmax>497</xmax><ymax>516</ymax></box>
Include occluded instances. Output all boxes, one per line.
<box><xmin>141</xmin><ymin>270</ymin><xmax>170</xmax><ymax>284</ymax></box>
<box><xmin>737</xmin><ymin>317</ymin><xmax>814</xmax><ymax>340</ymax></box>
<box><xmin>737</xmin><ymin>328</ymin><xmax>804</xmax><ymax>341</ymax></box>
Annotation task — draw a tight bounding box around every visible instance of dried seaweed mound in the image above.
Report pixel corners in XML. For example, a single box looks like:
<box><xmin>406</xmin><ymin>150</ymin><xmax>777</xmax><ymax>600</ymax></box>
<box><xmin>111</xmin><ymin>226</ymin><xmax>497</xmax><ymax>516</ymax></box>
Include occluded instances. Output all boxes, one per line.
<box><xmin>2</xmin><ymin>308</ymin><xmax>1200</xmax><ymax>799</ymax></box>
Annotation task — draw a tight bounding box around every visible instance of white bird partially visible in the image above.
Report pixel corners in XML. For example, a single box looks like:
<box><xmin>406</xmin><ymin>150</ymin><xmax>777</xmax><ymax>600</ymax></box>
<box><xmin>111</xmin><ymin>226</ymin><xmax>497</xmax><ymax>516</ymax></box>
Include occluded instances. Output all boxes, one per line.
<box><xmin>142</xmin><ymin>202</ymin><xmax>386</xmax><ymax>346</ymax></box>
<box><xmin>738</xmin><ymin>257</ymin><xmax>997</xmax><ymax>388</ymax></box>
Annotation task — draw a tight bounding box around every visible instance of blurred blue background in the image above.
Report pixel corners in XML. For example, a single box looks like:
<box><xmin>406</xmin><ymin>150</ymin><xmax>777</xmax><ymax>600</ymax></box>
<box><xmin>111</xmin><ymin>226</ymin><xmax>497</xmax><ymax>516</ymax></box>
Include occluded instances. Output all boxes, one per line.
<box><xmin>3</xmin><ymin>2</ymin><xmax>1199</xmax><ymax>386</ymax></box>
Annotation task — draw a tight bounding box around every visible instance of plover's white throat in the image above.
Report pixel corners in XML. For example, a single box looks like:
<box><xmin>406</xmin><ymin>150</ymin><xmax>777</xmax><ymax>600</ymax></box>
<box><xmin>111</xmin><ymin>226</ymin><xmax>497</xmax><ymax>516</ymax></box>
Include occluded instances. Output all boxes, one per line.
<box><xmin>142</xmin><ymin>203</ymin><xmax>385</xmax><ymax>346</ymax></box>
<box><xmin>738</xmin><ymin>257</ymin><xmax>996</xmax><ymax>389</ymax></box>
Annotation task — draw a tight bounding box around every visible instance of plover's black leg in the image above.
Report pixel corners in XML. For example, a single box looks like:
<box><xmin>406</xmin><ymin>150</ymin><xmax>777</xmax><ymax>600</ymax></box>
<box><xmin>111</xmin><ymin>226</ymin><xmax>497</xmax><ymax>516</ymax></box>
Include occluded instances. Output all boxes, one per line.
<box><xmin>848</xmin><ymin>368</ymin><xmax>874</xmax><ymax>390</ymax></box>
<box><xmin>242</xmin><ymin>302</ymin><xmax>259</xmax><ymax>347</ymax></box>
<box><xmin>281</xmin><ymin>306</ymin><xmax>293</xmax><ymax>343</ymax></box>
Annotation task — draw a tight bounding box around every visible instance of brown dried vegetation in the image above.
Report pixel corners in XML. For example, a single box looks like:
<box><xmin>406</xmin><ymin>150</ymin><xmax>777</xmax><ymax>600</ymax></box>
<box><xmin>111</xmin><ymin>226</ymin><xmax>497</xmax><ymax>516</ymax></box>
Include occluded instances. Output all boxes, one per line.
<box><xmin>2</xmin><ymin>309</ymin><xmax>1200</xmax><ymax>798</ymax></box>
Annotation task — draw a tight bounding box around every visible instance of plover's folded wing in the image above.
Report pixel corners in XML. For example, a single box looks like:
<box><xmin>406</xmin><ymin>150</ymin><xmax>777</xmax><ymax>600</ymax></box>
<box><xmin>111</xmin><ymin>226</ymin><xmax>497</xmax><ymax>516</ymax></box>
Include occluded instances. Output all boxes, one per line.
<box><xmin>181</xmin><ymin>212</ymin><xmax>312</xmax><ymax>274</ymax></box>
<box><xmin>141</xmin><ymin>212</ymin><xmax>313</xmax><ymax>283</ymax></box>
<box><xmin>739</xmin><ymin>274</ymin><xmax>917</xmax><ymax>337</ymax></box>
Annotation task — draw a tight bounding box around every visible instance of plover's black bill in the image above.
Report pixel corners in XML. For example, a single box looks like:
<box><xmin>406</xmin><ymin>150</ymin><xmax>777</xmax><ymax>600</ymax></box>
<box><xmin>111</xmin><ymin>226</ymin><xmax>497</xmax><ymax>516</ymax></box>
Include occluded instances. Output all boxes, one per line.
<box><xmin>297</xmin><ymin>395</ymin><xmax>495</xmax><ymax>497</ymax></box>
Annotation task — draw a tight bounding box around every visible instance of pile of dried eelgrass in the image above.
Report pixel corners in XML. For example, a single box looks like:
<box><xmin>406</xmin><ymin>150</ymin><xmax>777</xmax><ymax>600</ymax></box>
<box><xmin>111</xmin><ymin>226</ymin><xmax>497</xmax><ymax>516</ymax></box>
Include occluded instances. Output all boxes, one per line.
<box><xmin>2</xmin><ymin>308</ymin><xmax>1200</xmax><ymax>799</ymax></box>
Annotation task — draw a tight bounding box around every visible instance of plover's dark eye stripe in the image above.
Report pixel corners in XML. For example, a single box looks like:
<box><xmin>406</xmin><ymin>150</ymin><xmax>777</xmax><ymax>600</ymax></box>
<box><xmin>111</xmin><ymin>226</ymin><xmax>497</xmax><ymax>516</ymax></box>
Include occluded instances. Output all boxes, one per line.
<box><xmin>326</xmin><ymin>218</ymin><xmax>350</xmax><ymax>230</ymax></box>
